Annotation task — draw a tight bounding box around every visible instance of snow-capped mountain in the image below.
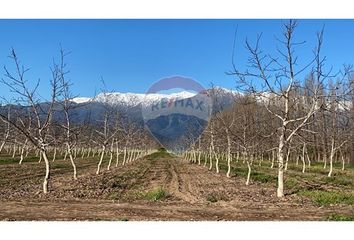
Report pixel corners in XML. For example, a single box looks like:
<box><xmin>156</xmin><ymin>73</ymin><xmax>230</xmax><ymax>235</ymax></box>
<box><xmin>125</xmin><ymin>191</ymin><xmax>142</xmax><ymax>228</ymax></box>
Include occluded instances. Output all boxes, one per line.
<box><xmin>72</xmin><ymin>89</ymin><xmax>231</xmax><ymax>107</ymax></box>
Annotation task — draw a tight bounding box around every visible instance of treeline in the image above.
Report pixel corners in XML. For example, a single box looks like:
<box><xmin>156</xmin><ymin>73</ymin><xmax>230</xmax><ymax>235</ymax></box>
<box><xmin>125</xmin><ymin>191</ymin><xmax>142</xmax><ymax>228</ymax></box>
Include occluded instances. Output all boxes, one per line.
<box><xmin>0</xmin><ymin>48</ymin><xmax>157</xmax><ymax>193</ymax></box>
<box><xmin>184</xmin><ymin>20</ymin><xmax>354</xmax><ymax>198</ymax></box>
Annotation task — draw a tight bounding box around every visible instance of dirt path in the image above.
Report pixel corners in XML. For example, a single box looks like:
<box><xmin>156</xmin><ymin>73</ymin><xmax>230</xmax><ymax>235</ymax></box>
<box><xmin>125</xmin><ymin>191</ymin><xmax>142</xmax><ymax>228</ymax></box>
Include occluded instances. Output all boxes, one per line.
<box><xmin>0</xmin><ymin>154</ymin><xmax>353</xmax><ymax>220</ymax></box>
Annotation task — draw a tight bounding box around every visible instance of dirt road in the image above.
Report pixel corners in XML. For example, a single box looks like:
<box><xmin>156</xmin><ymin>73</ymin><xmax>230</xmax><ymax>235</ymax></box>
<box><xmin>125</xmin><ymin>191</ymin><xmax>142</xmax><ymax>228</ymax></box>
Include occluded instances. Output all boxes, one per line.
<box><xmin>0</xmin><ymin>153</ymin><xmax>353</xmax><ymax>220</ymax></box>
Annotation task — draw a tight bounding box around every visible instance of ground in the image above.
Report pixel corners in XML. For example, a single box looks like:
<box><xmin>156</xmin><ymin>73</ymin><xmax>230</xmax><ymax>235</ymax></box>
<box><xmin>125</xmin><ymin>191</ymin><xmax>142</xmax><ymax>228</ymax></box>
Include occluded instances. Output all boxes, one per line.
<box><xmin>0</xmin><ymin>150</ymin><xmax>353</xmax><ymax>220</ymax></box>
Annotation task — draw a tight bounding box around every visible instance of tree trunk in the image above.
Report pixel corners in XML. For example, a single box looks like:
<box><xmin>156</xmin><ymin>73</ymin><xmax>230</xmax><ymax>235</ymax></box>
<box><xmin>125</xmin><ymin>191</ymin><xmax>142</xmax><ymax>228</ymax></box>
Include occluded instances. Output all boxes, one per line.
<box><xmin>122</xmin><ymin>147</ymin><xmax>127</xmax><ymax>165</ymax></box>
<box><xmin>302</xmin><ymin>143</ymin><xmax>306</xmax><ymax>173</ymax></box>
<box><xmin>0</xmin><ymin>141</ymin><xmax>6</xmax><ymax>154</ymax></box>
<box><xmin>107</xmin><ymin>151</ymin><xmax>113</xmax><ymax>170</ymax></box>
<box><xmin>328</xmin><ymin>138</ymin><xmax>335</xmax><ymax>177</ymax></box>
<box><xmin>208</xmin><ymin>145</ymin><xmax>213</xmax><ymax>171</ymax></box>
<box><xmin>12</xmin><ymin>144</ymin><xmax>16</xmax><ymax>158</ymax></box>
<box><xmin>38</xmin><ymin>152</ymin><xmax>42</xmax><ymax>163</ymax></box>
<box><xmin>107</xmin><ymin>141</ymin><xmax>114</xmax><ymax>170</ymax></box>
<box><xmin>285</xmin><ymin>148</ymin><xmax>290</xmax><ymax>171</ymax></box>
<box><xmin>115</xmin><ymin>142</ymin><xmax>120</xmax><ymax>167</ymax></box>
<box><xmin>197</xmin><ymin>138</ymin><xmax>201</xmax><ymax>165</ymax></box>
<box><xmin>52</xmin><ymin>147</ymin><xmax>57</xmax><ymax>162</ymax></box>
<box><xmin>226</xmin><ymin>130</ymin><xmax>231</xmax><ymax>178</ymax></box>
<box><xmin>246</xmin><ymin>158</ymin><xmax>251</xmax><ymax>186</ymax></box>
<box><xmin>215</xmin><ymin>153</ymin><xmax>219</xmax><ymax>174</ymax></box>
<box><xmin>277</xmin><ymin>129</ymin><xmax>286</xmax><ymax>198</ymax></box>
<box><xmin>271</xmin><ymin>150</ymin><xmax>275</xmax><ymax>168</ymax></box>
<box><xmin>259</xmin><ymin>153</ymin><xmax>264</xmax><ymax>167</ymax></box>
<box><xmin>96</xmin><ymin>145</ymin><xmax>106</xmax><ymax>174</ymax></box>
<box><xmin>19</xmin><ymin>139</ymin><xmax>27</xmax><ymax>165</ymax></box>
<box><xmin>42</xmin><ymin>150</ymin><xmax>50</xmax><ymax>194</ymax></box>
<box><xmin>198</xmin><ymin>150</ymin><xmax>201</xmax><ymax>165</ymax></box>
<box><xmin>63</xmin><ymin>150</ymin><xmax>67</xmax><ymax>161</ymax></box>
<box><xmin>66</xmin><ymin>143</ymin><xmax>77</xmax><ymax>180</ymax></box>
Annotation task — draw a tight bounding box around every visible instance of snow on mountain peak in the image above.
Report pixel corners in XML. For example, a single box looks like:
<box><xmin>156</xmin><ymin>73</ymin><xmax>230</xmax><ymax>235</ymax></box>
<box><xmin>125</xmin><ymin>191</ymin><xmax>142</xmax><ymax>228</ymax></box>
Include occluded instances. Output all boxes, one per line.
<box><xmin>71</xmin><ymin>97</ymin><xmax>92</xmax><ymax>104</ymax></box>
<box><xmin>72</xmin><ymin>87</ymin><xmax>236</xmax><ymax>106</ymax></box>
<box><xmin>91</xmin><ymin>91</ymin><xmax>199</xmax><ymax>106</ymax></box>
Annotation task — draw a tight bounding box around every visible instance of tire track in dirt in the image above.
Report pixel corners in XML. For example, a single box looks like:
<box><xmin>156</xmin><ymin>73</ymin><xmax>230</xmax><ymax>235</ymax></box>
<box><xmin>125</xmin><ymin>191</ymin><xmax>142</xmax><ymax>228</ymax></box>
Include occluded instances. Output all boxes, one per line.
<box><xmin>1</xmin><ymin>152</ymin><xmax>354</xmax><ymax>220</ymax></box>
<box><xmin>167</xmin><ymin>158</ymin><xmax>199</xmax><ymax>203</ymax></box>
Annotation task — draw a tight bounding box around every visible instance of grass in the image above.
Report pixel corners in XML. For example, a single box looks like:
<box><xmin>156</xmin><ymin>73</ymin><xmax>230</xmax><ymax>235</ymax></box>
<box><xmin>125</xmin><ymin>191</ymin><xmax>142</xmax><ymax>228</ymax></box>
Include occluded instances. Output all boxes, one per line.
<box><xmin>0</xmin><ymin>156</ymin><xmax>39</xmax><ymax>165</ymax></box>
<box><xmin>327</xmin><ymin>214</ymin><xmax>354</xmax><ymax>221</ymax></box>
<box><xmin>285</xmin><ymin>178</ymin><xmax>300</xmax><ymax>191</ymax></box>
<box><xmin>322</xmin><ymin>175</ymin><xmax>354</xmax><ymax>188</ymax></box>
<box><xmin>144</xmin><ymin>187</ymin><xmax>167</xmax><ymax>201</ymax></box>
<box><xmin>108</xmin><ymin>192</ymin><xmax>121</xmax><ymax>200</ymax></box>
<box><xmin>146</xmin><ymin>149</ymin><xmax>172</xmax><ymax>160</ymax></box>
<box><xmin>299</xmin><ymin>190</ymin><xmax>354</xmax><ymax>206</ymax></box>
<box><xmin>218</xmin><ymin>161</ymin><xmax>276</xmax><ymax>184</ymax></box>
<box><xmin>206</xmin><ymin>194</ymin><xmax>218</xmax><ymax>203</ymax></box>
<box><xmin>252</xmin><ymin>171</ymin><xmax>277</xmax><ymax>183</ymax></box>
<box><xmin>207</xmin><ymin>156</ymin><xmax>354</xmax><ymax>205</ymax></box>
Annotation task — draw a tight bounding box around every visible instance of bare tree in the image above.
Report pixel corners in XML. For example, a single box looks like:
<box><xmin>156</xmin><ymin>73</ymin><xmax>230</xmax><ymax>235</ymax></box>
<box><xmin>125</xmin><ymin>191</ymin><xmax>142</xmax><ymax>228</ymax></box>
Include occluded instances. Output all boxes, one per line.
<box><xmin>0</xmin><ymin>48</ymin><xmax>65</xmax><ymax>193</ymax></box>
<box><xmin>57</xmin><ymin>48</ymin><xmax>79</xmax><ymax>180</ymax></box>
<box><xmin>230</xmin><ymin>20</ymin><xmax>330</xmax><ymax>197</ymax></box>
<box><xmin>0</xmin><ymin>106</ymin><xmax>11</xmax><ymax>153</ymax></box>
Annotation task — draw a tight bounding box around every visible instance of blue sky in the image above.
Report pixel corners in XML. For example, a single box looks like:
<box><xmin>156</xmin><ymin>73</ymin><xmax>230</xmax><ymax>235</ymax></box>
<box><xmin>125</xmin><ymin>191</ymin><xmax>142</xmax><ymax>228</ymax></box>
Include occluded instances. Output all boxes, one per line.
<box><xmin>0</xmin><ymin>19</ymin><xmax>354</xmax><ymax>100</ymax></box>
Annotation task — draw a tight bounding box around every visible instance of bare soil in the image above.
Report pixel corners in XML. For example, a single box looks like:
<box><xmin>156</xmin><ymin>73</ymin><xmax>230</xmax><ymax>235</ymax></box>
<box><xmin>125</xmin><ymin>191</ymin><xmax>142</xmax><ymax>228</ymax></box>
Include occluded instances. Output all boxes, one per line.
<box><xmin>0</xmin><ymin>153</ymin><xmax>353</xmax><ymax>220</ymax></box>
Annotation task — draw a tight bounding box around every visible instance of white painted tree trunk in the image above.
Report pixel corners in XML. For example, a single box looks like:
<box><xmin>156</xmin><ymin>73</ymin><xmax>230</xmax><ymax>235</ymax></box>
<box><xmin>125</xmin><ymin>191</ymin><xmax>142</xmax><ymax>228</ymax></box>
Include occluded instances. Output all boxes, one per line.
<box><xmin>208</xmin><ymin>146</ymin><xmax>213</xmax><ymax>171</ymax></box>
<box><xmin>12</xmin><ymin>144</ymin><xmax>16</xmax><ymax>158</ymax></box>
<box><xmin>42</xmin><ymin>150</ymin><xmax>50</xmax><ymax>194</ymax></box>
<box><xmin>74</xmin><ymin>147</ymin><xmax>78</xmax><ymax>159</ymax></box>
<box><xmin>215</xmin><ymin>152</ymin><xmax>219</xmax><ymax>174</ymax></box>
<box><xmin>52</xmin><ymin>147</ymin><xmax>57</xmax><ymax>162</ymax></box>
<box><xmin>305</xmin><ymin>144</ymin><xmax>311</xmax><ymax>168</ymax></box>
<box><xmin>38</xmin><ymin>152</ymin><xmax>42</xmax><ymax>163</ymax></box>
<box><xmin>285</xmin><ymin>148</ymin><xmax>290</xmax><ymax>171</ymax></box>
<box><xmin>128</xmin><ymin>149</ymin><xmax>133</xmax><ymax>163</ymax></box>
<box><xmin>63</xmin><ymin>150</ymin><xmax>67</xmax><ymax>161</ymax></box>
<box><xmin>122</xmin><ymin>147</ymin><xmax>127</xmax><ymax>165</ymax></box>
<box><xmin>259</xmin><ymin>153</ymin><xmax>264</xmax><ymax>167</ymax></box>
<box><xmin>328</xmin><ymin>139</ymin><xmax>335</xmax><ymax>177</ymax></box>
<box><xmin>246</xmin><ymin>158</ymin><xmax>251</xmax><ymax>186</ymax></box>
<box><xmin>271</xmin><ymin>150</ymin><xmax>275</xmax><ymax>169</ymax></box>
<box><xmin>68</xmin><ymin>152</ymin><xmax>78</xmax><ymax>180</ymax></box>
<box><xmin>66</xmin><ymin>143</ymin><xmax>77</xmax><ymax>180</ymax></box>
<box><xmin>115</xmin><ymin>143</ymin><xmax>120</xmax><ymax>167</ymax></box>
<box><xmin>107</xmin><ymin>151</ymin><xmax>113</xmax><ymax>170</ymax></box>
<box><xmin>87</xmin><ymin>148</ymin><xmax>91</xmax><ymax>158</ymax></box>
<box><xmin>0</xmin><ymin>141</ymin><xmax>5</xmax><ymax>154</ymax></box>
<box><xmin>302</xmin><ymin>143</ymin><xmax>306</xmax><ymax>173</ymax></box>
<box><xmin>107</xmin><ymin>141</ymin><xmax>114</xmax><ymax>170</ymax></box>
<box><xmin>226</xmin><ymin>130</ymin><xmax>231</xmax><ymax>178</ymax></box>
<box><xmin>198</xmin><ymin>150</ymin><xmax>201</xmax><ymax>165</ymax></box>
<box><xmin>193</xmin><ymin>150</ymin><xmax>196</xmax><ymax>164</ymax></box>
<box><xmin>197</xmin><ymin>139</ymin><xmax>201</xmax><ymax>165</ymax></box>
<box><xmin>25</xmin><ymin>147</ymin><xmax>29</xmax><ymax>157</ymax></box>
<box><xmin>277</xmin><ymin>129</ymin><xmax>286</xmax><ymax>198</ymax></box>
<box><xmin>96</xmin><ymin>145</ymin><xmax>106</xmax><ymax>175</ymax></box>
<box><xmin>19</xmin><ymin>139</ymin><xmax>27</xmax><ymax>165</ymax></box>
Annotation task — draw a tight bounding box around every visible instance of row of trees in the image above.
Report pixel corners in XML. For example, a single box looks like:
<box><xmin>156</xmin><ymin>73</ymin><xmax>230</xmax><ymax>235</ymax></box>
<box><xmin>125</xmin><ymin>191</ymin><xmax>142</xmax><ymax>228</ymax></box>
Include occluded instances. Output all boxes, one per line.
<box><xmin>1</xmin><ymin>20</ymin><xmax>353</xmax><ymax>200</ymax></box>
<box><xmin>184</xmin><ymin>20</ymin><xmax>354</xmax><ymax>198</ymax></box>
<box><xmin>0</xmin><ymin>48</ymin><xmax>157</xmax><ymax>193</ymax></box>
